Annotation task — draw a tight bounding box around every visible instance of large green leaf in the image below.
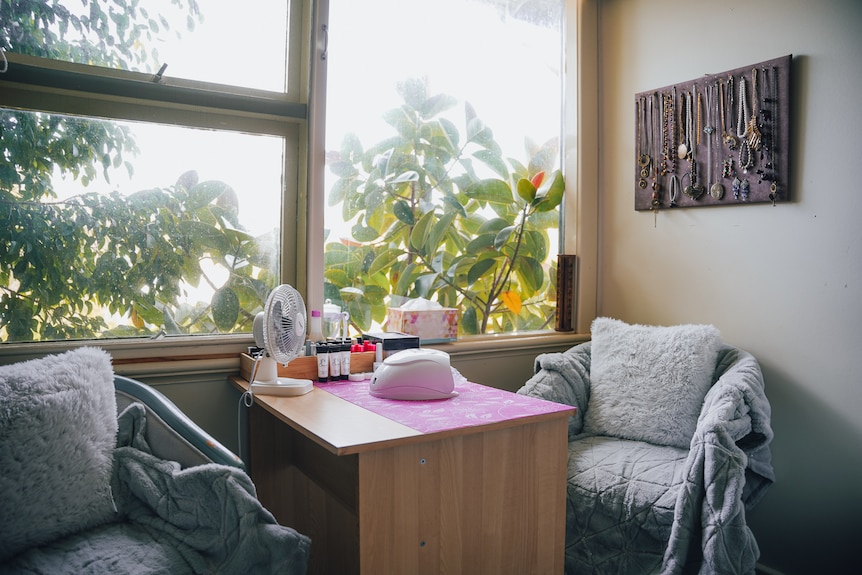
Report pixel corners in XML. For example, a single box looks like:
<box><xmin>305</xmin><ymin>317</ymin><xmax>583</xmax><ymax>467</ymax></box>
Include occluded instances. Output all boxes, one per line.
<box><xmin>494</xmin><ymin>225</ymin><xmax>516</xmax><ymax>250</ymax></box>
<box><xmin>187</xmin><ymin>180</ymin><xmax>230</xmax><ymax>210</ymax></box>
<box><xmin>211</xmin><ymin>286</ymin><xmax>239</xmax><ymax>331</ymax></box>
<box><xmin>466</xmin><ymin>233</ymin><xmax>496</xmax><ymax>254</ymax></box>
<box><xmin>517</xmin><ymin>178</ymin><xmax>537</xmax><ymax>203</ymax></box>
<box><xmin>410</xmin><ymin>210</ymin><xmax>435</xmax><ymax>252</ymax></box>
<box><xmin>383</xmin><ymin>106</ymin><xmax>417</xmax><ymax>138</ymax></box>
<box><xmin>533</xmin><ymin>170</ymin><xmax>565</xmax><ymax>212</ymax></box>
<box><xmin>467</xmin><ymin>258</ymin><xmax>497</xmax><ymax>286</ymax></box>
<box><xmin>515</xmin><ymin>256</ymin><xmax>544</xmax><ymax>294</ymax></box>
<box><xmin>368</xmin><ymin>248</ymin><xmax>404</xmax><ymax>276</ymax></box>
<box><xmin>472</xmin><ymin>149</ymin><xmax>509</xmax><ymax>179</ymax></box>
<box><xmin>352</xmin><ymin>222</ymin><xmax>380</xmax><ymax>242</ymax></box>
<box><xmin>461</xmin><ymin>306</ymin><xmax>479</xmax><ymax>335</ymax></box>
<box><xmin>426</xmin><ymin>211</ymin><xmax>456</xmax><ymax>256</ymax></box>
<box><xmin>395</xmin><ymin>262</ymin><xmax>419</xmax><ymax>295</ymax></box>
<box><xmin>394</xmin><ymin>200</ymin><xmax>415</xmax><ymax>225</ymax></box>
<box><xmin>463</xmin><ymin>179</ymin><xmax>513</xmax><ymax>204</ymax></box>
<box><xmin>420</xmin><ymin>93</ymin><xmax>458</xmax><ymax>119</ymax></box>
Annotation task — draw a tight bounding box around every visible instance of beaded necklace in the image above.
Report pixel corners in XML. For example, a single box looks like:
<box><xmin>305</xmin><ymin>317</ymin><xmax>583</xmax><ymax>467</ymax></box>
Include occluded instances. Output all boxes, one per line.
<box><xmin>736</xmin><ymin>75</ymin><xmax>755</xmax><ymax>174</ymax></box>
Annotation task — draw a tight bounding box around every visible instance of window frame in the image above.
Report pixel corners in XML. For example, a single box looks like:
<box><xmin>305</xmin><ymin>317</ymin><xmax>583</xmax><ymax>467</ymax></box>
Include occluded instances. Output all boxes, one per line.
<box><xmin>0</xmin><ymin>0</ymin><xmax>313</xmax><ymax>351</ymax></box>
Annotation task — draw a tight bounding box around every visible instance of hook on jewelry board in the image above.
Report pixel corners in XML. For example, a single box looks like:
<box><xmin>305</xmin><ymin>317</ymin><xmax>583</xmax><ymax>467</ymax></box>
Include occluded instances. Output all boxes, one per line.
<box><xmin>0</xmin><ymin>48</ymin><xmax>8</xmax><ymax>74</ymax></box>
<box><xmin>321</xmin><ymin>24</ymin><xmax>328</xmax><ymax>61</ymax></box>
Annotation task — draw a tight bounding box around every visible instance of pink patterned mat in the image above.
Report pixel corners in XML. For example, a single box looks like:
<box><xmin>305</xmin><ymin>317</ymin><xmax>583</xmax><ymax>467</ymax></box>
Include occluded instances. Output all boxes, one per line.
<box><xmin>316</xmin><ymin>378</ymin><xmax>572</xmax><ymax>434</ymax></box>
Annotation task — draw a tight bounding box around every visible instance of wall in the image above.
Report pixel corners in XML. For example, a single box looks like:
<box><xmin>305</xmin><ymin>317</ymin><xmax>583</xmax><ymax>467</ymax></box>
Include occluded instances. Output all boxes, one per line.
<box><xmin>594</xmin><ymin>0</ymin><xmax>862</xmax><ymax>572</ymax></box>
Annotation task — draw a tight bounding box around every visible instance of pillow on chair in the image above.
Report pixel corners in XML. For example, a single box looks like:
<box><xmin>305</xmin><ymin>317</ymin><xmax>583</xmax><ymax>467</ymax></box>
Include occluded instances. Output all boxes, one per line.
<box><xmin>583</xmin><ymin>318</ymin><xmax>721</xmax><ymax>449</ymax></box>
<box><xmin>0</xmin><ymin>347</ymin><xmax>117</xmax><ymax>562</ymax></box>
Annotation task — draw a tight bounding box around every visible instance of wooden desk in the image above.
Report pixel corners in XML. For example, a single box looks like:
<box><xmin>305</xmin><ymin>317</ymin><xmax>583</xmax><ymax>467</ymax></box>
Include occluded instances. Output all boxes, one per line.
<box><xmin>232</xmin><ymin>374</ymin><xmax>573</xmax><ymax>575</ymax></box>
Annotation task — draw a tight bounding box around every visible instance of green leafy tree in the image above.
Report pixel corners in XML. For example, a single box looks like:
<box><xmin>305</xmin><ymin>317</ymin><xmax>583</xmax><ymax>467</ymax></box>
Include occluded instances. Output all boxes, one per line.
<box><xmin>324</xmin><ymin>79</ymin><xmax>564</xmax><ymax>335</ymax></box>
<box><xmin>1</xmin><ymin>1</ymin><xmax>274</xmax><ymax>341</ymax></box>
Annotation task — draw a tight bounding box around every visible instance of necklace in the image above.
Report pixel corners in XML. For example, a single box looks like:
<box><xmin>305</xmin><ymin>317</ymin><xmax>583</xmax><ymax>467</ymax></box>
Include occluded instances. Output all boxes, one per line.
<box><xmin>721</xmin><ymin>77</ymin><xmax>738</xmax><ymax>149</ymax></box>
<box><xmin>705</xmin><ymin>83</ymin><xmax>725</xmax><ymax>200</ymax></box>
<box><xmin>650</xmin><ymin>93</ymin><xmax>661</xmax><ymax>194</ymax></box>
<box><xmin>669</xmin><ymin>174</ymin><xmax>680</xmax><ymax>207</ymax></box>
<box><xmin>736</xmin><ymin>76</ymin><xmax>749</xmax><ymax>139</ymax></box>
<box><xmin>637</xmin><ymin>97</ymin><xmax>649</xmax><ymax>189</ymax></box>
<box><xmin>678</xmin><ymin>91</ymin><xmax>693</xmax><ymax>160</ymax></box>
<box><xmin>737</xmin><ymin>75</ymin><xmax>754</xmax><ymax>173</ymax></box>
<box><xmin>668</xmin><ymin>87</ymin><xmax>677</xmax><ymax>174</ymax></box>
<box><xmin>747</xmin><ymin>68</ymin><xmax>762</xmax><ymax>151</ymax></box>
<box><xmin>683</xmin><ymin>159</ymin><xmax>705</xmax><ymax>200</ymax></box>
<box><xmin>766</xmin><ymin>66</ymin><xmax>780</xmax><ymax>204</ymax></box>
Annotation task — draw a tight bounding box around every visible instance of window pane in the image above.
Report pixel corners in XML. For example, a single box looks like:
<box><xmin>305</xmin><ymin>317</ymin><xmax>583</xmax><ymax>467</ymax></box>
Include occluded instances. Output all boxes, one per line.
<box><xmin>1</xmin><ymin>0</ymin><xmax>289</xmax><ymax>92</ymax></box>
<box><xmin>1</xmin><ymin>109</ymin><xmax>282</xmax><ymax>342</ymax></box>
<box><xmin>323</xmin><ymin>0</ymin><xmax>563</xmax><ymax>336</ymax></box>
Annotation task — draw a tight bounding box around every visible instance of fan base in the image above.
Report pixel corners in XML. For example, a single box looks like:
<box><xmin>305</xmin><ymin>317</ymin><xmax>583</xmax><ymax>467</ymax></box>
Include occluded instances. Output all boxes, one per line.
<box><xmin>251</xmin><ymin>377</ymin><xmax>314</xmax><ymax>397</ymax></box>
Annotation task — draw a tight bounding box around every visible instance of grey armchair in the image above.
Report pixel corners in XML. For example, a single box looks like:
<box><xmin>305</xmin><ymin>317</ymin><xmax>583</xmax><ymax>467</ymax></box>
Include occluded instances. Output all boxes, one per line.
<box><xmin>518</xmin><ymin>341</ymin><xmax>774</xmax><ymax>574</ymax></box>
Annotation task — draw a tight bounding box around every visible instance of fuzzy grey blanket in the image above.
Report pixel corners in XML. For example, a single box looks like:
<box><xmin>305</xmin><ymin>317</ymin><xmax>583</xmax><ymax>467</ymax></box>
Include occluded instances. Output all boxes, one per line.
<box><xmin>3</xmin><ymin>403</ymin><xmax>310</xmax><ymax>574</ymax></box>
<box><xmin>520</xmin><ymin>343</ymin><xmax>774</xmax><ymax>575</ymax></box>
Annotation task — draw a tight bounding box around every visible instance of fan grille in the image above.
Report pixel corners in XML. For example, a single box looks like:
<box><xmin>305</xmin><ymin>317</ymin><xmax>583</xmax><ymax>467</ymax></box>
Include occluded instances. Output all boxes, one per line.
<box><xmin>261</xmin><ymin>284</ymin><xmax>307</xmax><ymax>364</ymax></box>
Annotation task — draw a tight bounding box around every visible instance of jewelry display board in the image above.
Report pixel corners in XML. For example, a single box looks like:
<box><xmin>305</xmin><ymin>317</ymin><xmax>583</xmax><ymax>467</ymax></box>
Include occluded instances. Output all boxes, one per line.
<box><xmin>634</xmin><ymin>54</ymin><xmax>791</xmax><ymax>210</ymax></box>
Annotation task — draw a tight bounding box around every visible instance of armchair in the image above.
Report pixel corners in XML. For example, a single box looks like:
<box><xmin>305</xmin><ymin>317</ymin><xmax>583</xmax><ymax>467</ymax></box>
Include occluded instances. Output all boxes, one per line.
<box><xmin>0</xmin><ymin>347</ymin><xmax>310</xmax><ymax>574</ymax></box>
<box><xmin>518</xmin><ymin>319</ymin><xmax>774</xmax><ymax>574</ymax></box>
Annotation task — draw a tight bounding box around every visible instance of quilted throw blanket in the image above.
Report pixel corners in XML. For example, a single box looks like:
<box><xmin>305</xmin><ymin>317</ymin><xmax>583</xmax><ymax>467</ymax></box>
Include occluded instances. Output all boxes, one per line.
<box><xmin>5</xmin><ymin>403</ymin><xmax>311</xmax><ymax>574</ymax></box>
<box><xmin>525</xmin><ymin>344</ymin><xmax>774</xmax><ymax>575</ymax></box>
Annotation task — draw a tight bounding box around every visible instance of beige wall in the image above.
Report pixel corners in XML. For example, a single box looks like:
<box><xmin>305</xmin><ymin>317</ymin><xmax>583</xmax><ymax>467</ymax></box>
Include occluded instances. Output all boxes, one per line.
<box><xmin>591</xmin><ymin>0</ymin><xmax>862</xmax><ymax>572</ymax></box>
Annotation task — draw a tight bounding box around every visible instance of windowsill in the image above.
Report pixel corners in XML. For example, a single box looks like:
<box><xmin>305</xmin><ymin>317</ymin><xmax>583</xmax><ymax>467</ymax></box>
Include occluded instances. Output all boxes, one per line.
<box><xmin>0</xmin><ymin>331</ymin><xmax>589</xmax><ymax>375</ymax></box>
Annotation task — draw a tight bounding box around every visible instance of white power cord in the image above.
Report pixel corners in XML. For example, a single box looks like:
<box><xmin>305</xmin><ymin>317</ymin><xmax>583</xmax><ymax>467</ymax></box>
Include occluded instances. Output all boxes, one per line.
<box><xmin>235</xmin><ymin>354</ymin><xmax>261</xmax><ymax>462</ymax></box>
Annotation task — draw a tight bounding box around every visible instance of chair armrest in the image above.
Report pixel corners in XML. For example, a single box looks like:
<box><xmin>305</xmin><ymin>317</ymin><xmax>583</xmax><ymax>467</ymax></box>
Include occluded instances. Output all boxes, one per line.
<box><xmin>114</xmin><ymin>375</ymin><xmax>244</xmax><ymax>470</ymax></box>
<box><xmin>517</xmin><ymin>341</ymin><xmax>591</xmax><ymax>437</ymax></box>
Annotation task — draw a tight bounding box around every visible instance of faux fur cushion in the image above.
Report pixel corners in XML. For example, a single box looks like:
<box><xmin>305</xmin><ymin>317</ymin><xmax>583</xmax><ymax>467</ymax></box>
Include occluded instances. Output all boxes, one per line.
<box><xmin>583</xmin><ymin>318</ymin><xmax>722</xmax><ymax>449</ymax></box>
<box><xmin>0</xmin><ymin>347</ymin><xmax>117</xmax><ymax>562</ymax></box>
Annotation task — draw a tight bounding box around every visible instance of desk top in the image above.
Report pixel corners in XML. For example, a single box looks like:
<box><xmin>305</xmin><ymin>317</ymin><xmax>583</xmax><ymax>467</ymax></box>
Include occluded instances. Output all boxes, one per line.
<box><xmin>232</xmin><ymin>376</ymin><xmax>574</xmax><ymax>456</ymax></box>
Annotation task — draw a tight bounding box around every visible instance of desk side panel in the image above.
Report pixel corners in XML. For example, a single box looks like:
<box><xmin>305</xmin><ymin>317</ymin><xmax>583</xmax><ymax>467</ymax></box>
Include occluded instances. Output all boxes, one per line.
<box><xmin>248</xmin><ymin>403</ymin><xmax>360</xmax><ymax>575</ymax></box>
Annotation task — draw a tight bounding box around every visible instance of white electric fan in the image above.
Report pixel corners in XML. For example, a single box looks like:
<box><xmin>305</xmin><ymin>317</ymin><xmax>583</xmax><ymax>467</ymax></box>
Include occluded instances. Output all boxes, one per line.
<box><xmin>250</xmin><ymin>284</ymin><xmax>314</xmax><ymax>396</ymax></box>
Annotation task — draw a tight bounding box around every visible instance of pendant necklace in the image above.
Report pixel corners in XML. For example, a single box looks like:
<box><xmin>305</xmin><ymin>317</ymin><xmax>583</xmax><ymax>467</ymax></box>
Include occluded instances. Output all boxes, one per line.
<box><xmin>747</xmin><ymin>68</ymin><xmax>762</xmax><ymax>151</ymax></box>
<box><xmin>678</xmin><ymin>91</ymin><xmax>691</xmax><ymax>160</ymax></box>
<box><xmin>669</xmin><ymin>174</ymin><xmax>680</xmax><ymax>207</ymax></box>
<box><xmin>637</xmin><ymin>97</ymin><xmax>649</xmax><ymax>189</ymax></box>
<box><xmin>705</xmin><ymin>83</ymin><xmax>725</xmax><ymax>200</ymax></box>
<box><xmin>721</xmin><ymin>77</ymin><xmax>738</xmax><ymax>149</ymax></box>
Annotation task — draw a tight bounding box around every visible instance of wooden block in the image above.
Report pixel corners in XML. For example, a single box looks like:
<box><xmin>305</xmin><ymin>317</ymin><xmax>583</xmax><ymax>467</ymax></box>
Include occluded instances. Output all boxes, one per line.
<box><xmin>239</xmin><ymin>351</ymin><xmax>376</xmax><ymax>382</ymax></box>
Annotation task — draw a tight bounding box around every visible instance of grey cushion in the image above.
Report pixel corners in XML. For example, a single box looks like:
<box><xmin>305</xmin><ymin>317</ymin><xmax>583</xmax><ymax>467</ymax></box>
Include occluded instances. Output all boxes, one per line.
<box><xmin>0</xmin><ymin>347</ymin><xmax>117</xmax><ymax>562</ymax></box>
<box><xmin>584</xmin><ymin>317</ymin><xmax>722</xmax><ymax>448</ymax></box>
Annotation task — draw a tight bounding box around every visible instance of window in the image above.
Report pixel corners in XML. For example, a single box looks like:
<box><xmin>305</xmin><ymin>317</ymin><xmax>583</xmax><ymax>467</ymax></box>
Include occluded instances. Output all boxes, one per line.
<box><xmin>322</xmin><ymin>0</ymin><xmax>564</xmax><ymax>336</ymax></box>
<box><xmin>1</xmin><ymin>0</ymin><xmax>569</xmax><ymax>347</ymax></box>
<box><xmin>0</xmin><ymin>1</ymin><xmax>308</xmax><ymax>343</ymax></box>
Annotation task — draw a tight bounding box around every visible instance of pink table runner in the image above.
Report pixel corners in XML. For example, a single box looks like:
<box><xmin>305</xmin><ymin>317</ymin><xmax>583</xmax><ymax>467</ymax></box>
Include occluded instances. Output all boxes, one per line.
<box><xmin>316</xmin><ymin>378</ymin><xmax>572</xmax><ymax>434</ymax></box>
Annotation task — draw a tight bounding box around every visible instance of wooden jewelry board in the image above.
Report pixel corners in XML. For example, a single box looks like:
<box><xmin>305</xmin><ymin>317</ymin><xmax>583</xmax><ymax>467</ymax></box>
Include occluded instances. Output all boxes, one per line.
<box><xmin>634</xmin><ymin>54</ymin><xmax>791</xmax><ymax>210</ymax></box>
